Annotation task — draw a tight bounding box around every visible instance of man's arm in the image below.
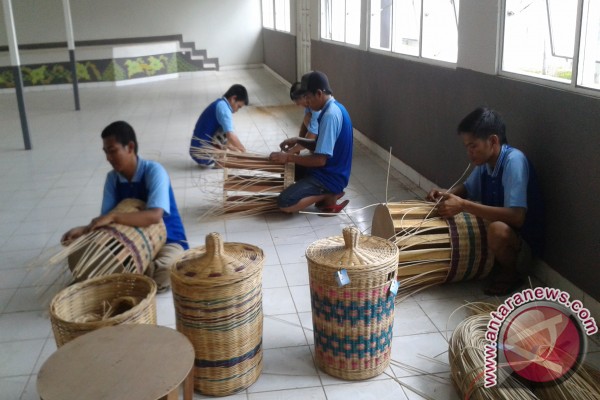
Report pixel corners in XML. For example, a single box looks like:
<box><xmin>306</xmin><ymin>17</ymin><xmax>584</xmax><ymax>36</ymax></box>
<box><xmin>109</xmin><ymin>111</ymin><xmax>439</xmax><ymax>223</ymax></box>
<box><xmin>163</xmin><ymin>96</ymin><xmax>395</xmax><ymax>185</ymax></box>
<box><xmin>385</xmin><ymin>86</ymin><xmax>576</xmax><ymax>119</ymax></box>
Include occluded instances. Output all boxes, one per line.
<box><xmin>87</xmin><ymin>208</ymin><xmax>164</xmax><ymax>230</ymax></box>
<box><xmin>270</xmin><ymin>151</ymin><xmax>327</xmax><ymax>168</ymax></box>
<box><xmin>436</xmin><ymin>192</ymin><xmax>526</xmax><ymax>229</ymax></box>
<box><xmin>225</xmin><ymin>132</ymin><xmax>246</xmax><ymax>152</ymax></box>
<box><xmin>61</xmin><ymin>208</ymin><xmax>164</xmax><ymax>244</ymax></box>
<box><xmin>426</xmin><ymin>183</ymin><xmax>467</xmax><ymax>202</ymax></box>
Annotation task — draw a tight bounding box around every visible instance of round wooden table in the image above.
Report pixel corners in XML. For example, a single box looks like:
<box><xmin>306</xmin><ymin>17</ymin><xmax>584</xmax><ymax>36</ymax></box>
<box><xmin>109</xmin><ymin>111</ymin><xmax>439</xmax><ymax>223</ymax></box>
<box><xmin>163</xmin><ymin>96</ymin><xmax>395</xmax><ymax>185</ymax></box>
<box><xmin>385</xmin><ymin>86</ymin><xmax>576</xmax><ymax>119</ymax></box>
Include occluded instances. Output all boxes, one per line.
<box><xmin>37</xmin><ymin>324</ymin><xmax>194</xmax><ymax>400</ymax></box>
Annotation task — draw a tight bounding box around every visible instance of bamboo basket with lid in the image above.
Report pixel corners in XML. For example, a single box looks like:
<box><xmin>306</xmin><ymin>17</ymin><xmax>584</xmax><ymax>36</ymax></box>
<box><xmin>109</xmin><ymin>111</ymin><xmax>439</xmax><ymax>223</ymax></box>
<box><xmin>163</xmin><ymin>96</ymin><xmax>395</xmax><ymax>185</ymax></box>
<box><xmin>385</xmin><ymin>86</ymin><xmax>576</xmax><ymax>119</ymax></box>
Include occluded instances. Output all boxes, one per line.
<box><xmin>49</xmin><ymin>273</ymin><xmax>157</xmax><ymax>347</ymax></box>
<box><xmin>306</xmin><ymin>226</ymin><xmax>399</xmax><ymax>380</ymax></box>
<box><xmin>170</xmin><ymin>232</ymin><xmax>264</xmax><ymax>396</ymax></box>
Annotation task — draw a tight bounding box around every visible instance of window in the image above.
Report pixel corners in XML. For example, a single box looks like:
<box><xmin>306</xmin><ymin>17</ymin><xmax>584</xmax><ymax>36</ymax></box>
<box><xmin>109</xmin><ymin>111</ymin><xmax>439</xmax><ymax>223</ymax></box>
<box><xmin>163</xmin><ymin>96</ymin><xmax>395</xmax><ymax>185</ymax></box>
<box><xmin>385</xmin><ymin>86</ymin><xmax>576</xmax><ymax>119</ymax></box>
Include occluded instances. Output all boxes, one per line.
<box><xmin>262</xmin><ymin>0</ymin><xmax>291</xmax><ymax>32</ymax></box>
<box><xmin>370</xmin><ymin>0</ymin><xmax>460</xmax><ymax>63</ymax></box>
<box><xmin>321</xmin><ymin>0</ymin><xmax>362</xmax><ymax>45</ymax></box>
<box><xmin>502</xmin><ymin>0</ymin><xmax>600</xmax><ymax>91</ymax></box>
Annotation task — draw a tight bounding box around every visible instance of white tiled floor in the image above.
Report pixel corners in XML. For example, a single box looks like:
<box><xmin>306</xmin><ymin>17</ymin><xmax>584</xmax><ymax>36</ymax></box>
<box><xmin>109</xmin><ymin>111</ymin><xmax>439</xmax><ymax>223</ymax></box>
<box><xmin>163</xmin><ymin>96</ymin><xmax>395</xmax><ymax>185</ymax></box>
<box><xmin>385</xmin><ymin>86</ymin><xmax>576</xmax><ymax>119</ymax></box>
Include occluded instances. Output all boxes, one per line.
<box><xmin>1</xmin><ymin>68</ymin><xmax>597</xmax><ymax>399</ymax></box>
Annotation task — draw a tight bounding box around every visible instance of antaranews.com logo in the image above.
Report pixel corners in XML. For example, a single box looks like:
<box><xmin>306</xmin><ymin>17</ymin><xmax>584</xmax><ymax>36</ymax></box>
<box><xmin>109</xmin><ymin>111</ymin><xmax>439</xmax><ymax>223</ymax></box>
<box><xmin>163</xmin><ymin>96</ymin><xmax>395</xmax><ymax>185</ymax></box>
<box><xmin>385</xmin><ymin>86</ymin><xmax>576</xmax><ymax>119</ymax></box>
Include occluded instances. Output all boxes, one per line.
<box><xmin>484</xmin><ymin>287</ymin><xmax>598</xmax><ymax>388</ymax></box>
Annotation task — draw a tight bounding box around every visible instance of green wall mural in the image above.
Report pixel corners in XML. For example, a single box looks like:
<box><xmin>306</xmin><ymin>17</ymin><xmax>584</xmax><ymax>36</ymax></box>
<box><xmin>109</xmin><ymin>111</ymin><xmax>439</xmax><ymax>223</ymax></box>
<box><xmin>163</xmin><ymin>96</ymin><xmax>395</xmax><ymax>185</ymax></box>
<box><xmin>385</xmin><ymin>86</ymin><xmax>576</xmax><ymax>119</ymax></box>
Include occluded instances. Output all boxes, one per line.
<box><xmin>0</xmin><ymin>51</ymin><xmax>213</xmax><ymax>89</ymax></box>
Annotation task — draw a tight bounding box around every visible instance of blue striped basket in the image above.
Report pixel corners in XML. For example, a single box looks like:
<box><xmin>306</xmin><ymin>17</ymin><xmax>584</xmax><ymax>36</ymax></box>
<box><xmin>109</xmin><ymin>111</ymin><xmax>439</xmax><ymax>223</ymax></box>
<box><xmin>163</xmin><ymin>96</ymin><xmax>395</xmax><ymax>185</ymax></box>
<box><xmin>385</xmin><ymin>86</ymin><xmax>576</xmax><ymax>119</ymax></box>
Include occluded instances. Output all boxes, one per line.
<box><xmin>170</xmin><ymin>232</ymin><xmax>264</xmax><ymax>396</ymax></box>
<box><xmin>306</xmin><ymin>227</ymin><xmax>399</xmax><ymax>380</ymax></box>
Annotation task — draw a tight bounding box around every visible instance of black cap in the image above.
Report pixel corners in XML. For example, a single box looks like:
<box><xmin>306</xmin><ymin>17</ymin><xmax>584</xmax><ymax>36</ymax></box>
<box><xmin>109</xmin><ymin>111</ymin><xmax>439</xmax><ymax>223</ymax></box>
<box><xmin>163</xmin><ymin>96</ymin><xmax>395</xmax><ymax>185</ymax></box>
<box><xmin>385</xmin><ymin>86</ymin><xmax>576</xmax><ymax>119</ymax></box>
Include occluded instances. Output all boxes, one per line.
<box><xmin>290</xmin><ymin>81</ymin><xmax>305</xmax><ymax>100</ymax></box>
<box><xmin>300</xmin><ymin>71</ymin><xmax>332</xmax><ymax>94</ymax></box>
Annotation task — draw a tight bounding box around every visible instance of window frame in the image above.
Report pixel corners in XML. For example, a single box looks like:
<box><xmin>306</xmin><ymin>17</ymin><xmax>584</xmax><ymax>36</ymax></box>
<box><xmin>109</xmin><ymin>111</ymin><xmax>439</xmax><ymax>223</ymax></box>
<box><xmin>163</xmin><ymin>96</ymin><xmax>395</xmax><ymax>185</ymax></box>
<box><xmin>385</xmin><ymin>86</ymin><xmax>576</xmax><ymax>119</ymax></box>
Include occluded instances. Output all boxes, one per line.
<box><xmin>366</xmin><ymin>0</ymin><xmax>461</xmax><ymax>66</ymax></box>
<box><xmin>262</xmin><ymin>0</ymin><xmax>292</xmax><ymax>34</ymax></box>
<box><xmin>499</xmin><ymin>0</ymin><xmax>600</xmax><ymax>97</ymax></box>
<box><xmin>319</xmin><ymin>0</ymin><xmax>364</xmax><ymax>49</ymax></box>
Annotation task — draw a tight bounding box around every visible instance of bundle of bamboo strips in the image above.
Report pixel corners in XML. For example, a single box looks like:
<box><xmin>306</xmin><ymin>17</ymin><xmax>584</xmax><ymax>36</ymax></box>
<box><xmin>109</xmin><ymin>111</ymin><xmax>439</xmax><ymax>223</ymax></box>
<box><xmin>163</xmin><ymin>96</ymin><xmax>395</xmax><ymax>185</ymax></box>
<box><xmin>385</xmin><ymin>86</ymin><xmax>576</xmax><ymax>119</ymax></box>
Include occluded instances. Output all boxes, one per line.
<box><xmin>192</xmin><ymin>145</ymin><xmax>295</xmax><ymax>218</ymax></box>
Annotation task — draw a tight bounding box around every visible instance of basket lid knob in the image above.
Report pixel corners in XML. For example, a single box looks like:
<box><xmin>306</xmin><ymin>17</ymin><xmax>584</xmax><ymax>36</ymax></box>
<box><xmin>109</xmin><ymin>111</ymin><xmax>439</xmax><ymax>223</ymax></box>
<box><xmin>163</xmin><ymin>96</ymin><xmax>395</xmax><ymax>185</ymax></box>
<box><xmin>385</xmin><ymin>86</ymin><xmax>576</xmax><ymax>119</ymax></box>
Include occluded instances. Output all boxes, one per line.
<box><xmin>342</xmin><ymin>226</ymin><xmax>360</xmax><ymax>250</ymax></box>
<box><xmin>203</xmin><ymin>232</ymin><xmax>238</xmax><ymax>276</ymax></box>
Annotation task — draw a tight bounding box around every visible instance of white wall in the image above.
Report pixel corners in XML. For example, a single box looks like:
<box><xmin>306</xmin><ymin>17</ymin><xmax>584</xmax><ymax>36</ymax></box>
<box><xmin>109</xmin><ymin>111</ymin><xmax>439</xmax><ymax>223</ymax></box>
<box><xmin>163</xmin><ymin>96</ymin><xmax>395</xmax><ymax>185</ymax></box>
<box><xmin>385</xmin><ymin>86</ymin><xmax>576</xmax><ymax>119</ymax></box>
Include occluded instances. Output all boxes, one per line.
<box><xmin>0</xmin><ymin>0</ymin><xmax>263</xmax><ymax>67</ymax></box>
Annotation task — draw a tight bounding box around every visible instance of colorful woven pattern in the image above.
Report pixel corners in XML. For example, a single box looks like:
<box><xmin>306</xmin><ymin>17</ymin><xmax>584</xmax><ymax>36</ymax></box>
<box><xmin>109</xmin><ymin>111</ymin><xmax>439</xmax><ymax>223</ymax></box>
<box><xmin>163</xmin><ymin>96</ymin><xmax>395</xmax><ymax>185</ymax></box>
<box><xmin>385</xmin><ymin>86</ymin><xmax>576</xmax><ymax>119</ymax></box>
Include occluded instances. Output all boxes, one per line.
<box><xmin>306</xmin><ymin>227</ymin><xmax>399</xmax><ymax>380</ymax></box>
<box><xmin>446</xmin><ymin>212</ymin><xmax>493</xmax><ymax>282</ymax></box>
<box><xmin>171</xmin><ymin>233</ymin><xmax>264</xmax><ymax>396</ymax></box>
<box><xmin>371</xmin><ymin>201</ymin><xmax>494</xmax><ymax>300</ymax></box>
<box><xmin>54</xmin><ymin>198</ymin><xmax>166</xmax><ymax>281</ymax></box>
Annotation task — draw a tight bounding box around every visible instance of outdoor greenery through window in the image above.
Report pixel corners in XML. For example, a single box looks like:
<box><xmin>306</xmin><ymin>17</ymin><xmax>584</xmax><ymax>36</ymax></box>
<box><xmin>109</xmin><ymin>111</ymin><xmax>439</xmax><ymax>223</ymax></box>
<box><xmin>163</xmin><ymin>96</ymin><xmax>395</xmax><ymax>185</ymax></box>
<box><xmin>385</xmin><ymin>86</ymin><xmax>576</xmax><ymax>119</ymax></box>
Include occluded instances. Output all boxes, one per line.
<box><xmin>320</xmin><ymin>0</ymin><xmax>361</xmax><ymax>45</ymax></box>
<box><xmin>370</xmin><ymin>0</ymin><xmax>460</xmax><ymax>63</ymax></box>
<box><xmin>503</xmin><ymin>0</ymin><xmax>600</xmax><ymax>91</ymax></box>
<box><xmin>262</xmin><ymin>0</ymin><xmax>291</xmax><ymax>32</ymax></box>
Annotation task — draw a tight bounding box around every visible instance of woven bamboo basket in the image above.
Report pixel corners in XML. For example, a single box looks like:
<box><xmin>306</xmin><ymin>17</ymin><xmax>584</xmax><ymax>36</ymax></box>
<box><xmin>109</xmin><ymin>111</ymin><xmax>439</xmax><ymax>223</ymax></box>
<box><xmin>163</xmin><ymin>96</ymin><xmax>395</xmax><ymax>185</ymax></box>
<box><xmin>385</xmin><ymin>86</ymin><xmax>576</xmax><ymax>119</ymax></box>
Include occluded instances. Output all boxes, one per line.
<box><xmin>59</xmin><ymin>198</ymin><xmax>166</xmax><ymax>281</ymax></box>
<box><xmin>171</xmin><ymin>232</ymin><xmax>264</xmax><ymax>396</ymax></box>
<box><xmin>371</xmin><ymin>201</ymin><xmax>494</xmax><ymax>299</ymax></box>
<box><xmin>306</xmin><ymin>226</ymin><xmax>399</xmax><ymax>380</ymax></box>
<box><xmin>49</xmin><ymin>273</ymin><xmax>157</xmax><ymax>347</ymax></box>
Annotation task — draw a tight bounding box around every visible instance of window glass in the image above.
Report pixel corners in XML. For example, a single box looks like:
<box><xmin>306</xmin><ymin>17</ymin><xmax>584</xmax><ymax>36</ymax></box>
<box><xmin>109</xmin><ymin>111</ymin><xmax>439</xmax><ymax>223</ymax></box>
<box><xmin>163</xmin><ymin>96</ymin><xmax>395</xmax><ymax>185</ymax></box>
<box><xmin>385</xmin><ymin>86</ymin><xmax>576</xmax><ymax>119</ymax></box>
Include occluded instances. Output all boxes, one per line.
<box><xmin>321</xmin><ymin>0</ymin><xmax>362</xmax><ymax>45</ymax></box>
<box><xmin>422</xmin><ymin>0</ymin><xmax>459</xmax><ymax>62</ymax></box>
<box><xmin>274</xmin><ymin>0</ymin><xmax>291</xmax><ymax>32</ymax></box>
<box><xmin>578</xmin><ymin>0</ymin><xmax>600</xmax><ymax>89</ymax></box>
<box><xmin>503</xmin><ymin>0</ymin><xmax>578</xmax><ymax>82</ymax></box>
<box><xmin>369</xmin><ymin>0</ymin><xmax>459</xmax><ymax>62</ymax></box>
<box><xmin>262</xmin><ymin>0</ymin><xmax>274</xmax><ymax>29</ymax></box>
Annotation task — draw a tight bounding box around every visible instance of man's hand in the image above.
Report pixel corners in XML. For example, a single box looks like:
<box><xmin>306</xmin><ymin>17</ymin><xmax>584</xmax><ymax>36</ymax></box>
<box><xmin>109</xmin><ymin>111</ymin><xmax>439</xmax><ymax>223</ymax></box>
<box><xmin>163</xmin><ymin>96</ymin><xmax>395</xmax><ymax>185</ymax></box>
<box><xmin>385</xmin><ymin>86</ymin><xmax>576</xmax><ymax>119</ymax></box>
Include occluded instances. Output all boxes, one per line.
<box><xmin>61</xmin><ymin>226</ymin><xmax>89</xmax><ymax>245</ymax></box>
<box><xmin>436</xmin><ymin>193</ymin><xmax>465</xmax><ymax>218</ymax></box>
<box><xmin>269</xmin><ymin>151</ymin><xmax>289</xmax><ymax>164</ymax></box>
<box><xmin>279</xmin><ymin>138</ymin><xmax>298</xmax><ymax>152</ymax></box>
<box><xmin>88</xmin><ymin>214</ymin><xmax>116</xmax><ymax>231</ymax></box>
<box><xmin>426</xmin><ymin>189</ymin><xmax>446</xmax><ymax>202</ymax></box>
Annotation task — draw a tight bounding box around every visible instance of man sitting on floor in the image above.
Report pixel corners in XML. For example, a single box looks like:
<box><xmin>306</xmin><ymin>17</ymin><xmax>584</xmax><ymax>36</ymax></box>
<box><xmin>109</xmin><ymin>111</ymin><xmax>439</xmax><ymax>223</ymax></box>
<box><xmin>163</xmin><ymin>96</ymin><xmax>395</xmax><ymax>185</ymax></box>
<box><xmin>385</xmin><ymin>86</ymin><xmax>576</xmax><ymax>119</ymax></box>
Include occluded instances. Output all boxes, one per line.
<box><xmin>426</xmin><ymin>107</ymin><xmax>544</xmax><ymax>296</ymax></box>
<box><xmin>62</xmin><ymin>121</ymin><xmax>188</xmax><ymax>292</ymax></box>
<box><xmin>269</xmin><ymin>71</ymin><xmax>352</xmax><ymax>214</ymax></box>
<box><xmin>189</xmin><ymin>84</ymin><xmax>249</xmax><ymax>167</ymax></box>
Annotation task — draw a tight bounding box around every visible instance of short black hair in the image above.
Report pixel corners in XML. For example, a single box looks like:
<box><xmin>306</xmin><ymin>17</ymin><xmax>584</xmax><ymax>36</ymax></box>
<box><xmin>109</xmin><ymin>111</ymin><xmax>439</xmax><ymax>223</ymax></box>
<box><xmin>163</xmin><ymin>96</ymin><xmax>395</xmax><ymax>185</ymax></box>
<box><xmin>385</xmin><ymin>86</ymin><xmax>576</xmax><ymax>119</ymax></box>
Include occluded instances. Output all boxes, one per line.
<box><xmin>290</xmin><ymin>81</ymin><xmax>305</xmax><ymax>101</ymax></box>
<box><xmin>101</xmin><ymin>121</ymin><xmax>138</xmax><ymax>154</ymax></box>
<box><xmin>457</xmin><ymin>107</ymin><xmax>507</xmax><ymax>144</ymax></box>
<box><xmin>223</xmin><ymin>84</ymin><xmax>249</xmax><ymax>105</ymax></box>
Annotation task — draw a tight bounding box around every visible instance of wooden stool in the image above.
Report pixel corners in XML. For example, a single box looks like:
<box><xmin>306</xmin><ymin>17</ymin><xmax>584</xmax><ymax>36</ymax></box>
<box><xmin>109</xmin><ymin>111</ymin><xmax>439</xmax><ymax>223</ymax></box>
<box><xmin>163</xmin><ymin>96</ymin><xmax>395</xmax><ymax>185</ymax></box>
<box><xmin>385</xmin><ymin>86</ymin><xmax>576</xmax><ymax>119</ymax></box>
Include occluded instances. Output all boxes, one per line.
<box><xmin>37</xmin><ymin>324</ymin><xmax>194</xmax><ymax>400</ymax></box>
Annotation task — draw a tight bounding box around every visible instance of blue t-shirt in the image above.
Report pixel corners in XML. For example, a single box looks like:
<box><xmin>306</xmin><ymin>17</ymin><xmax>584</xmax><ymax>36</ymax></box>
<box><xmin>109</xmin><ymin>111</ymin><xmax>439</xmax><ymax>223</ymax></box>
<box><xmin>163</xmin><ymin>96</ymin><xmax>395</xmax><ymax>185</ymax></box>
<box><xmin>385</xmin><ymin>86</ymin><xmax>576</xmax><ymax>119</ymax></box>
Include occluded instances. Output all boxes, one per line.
<box><xmin>191</xmin><ymin>98</ymin><xmax>234</xmax><ymax>145</ymax></box>
<box><xmin>304</xmin><ymin>107</ymin><xmax>320</xmax><ymax>135</ymax></box>
<box><xmin>464</xmin><ymin>144</ymin><xmax>544</xmax><ymax>255</ymax></box>
<box><xmin>102</xmin><ymin>157</ymin><xmax>188</xmax><ymax>249</ymax></box>
<box><xmin>309</xmin><ymin>98</ymin><xmax>353</xmax><ymax>193</ymax></box>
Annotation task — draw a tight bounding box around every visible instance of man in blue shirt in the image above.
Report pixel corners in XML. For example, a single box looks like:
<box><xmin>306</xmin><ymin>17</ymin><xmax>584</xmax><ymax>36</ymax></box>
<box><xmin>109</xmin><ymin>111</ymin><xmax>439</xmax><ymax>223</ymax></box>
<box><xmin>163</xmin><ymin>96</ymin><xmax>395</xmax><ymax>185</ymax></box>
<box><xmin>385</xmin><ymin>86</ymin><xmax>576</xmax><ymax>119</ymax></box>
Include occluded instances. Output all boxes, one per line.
<box><xmin>189</xmin><ymin>84</ymin><xmax>249</xmax><ymax>166</ymax></box>
<box><xmin>270</xmin><ymin>71</ymin><xmax>353</xmax><ymax>214</ymax></box>
<box><xmin>427</xmin><ymin>107</ymin><xmax>544</xmax><ymax>296</ymax></box>
<box><xmin>62</xmin><ymin>121</ymin><xmax>188</xmax><ymax>292</ymax></box>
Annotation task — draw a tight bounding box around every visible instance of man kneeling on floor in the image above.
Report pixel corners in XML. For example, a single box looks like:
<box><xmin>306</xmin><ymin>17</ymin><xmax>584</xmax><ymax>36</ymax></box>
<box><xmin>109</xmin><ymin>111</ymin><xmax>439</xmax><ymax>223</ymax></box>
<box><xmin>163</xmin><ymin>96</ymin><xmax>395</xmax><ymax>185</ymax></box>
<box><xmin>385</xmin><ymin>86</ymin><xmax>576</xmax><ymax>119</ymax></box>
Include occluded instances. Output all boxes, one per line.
<box><xmin>62</xmin><ymin>121</ymin><xmax>189</xmax><ymax>292</ymax></box>
<box><xmin>426</xmin><ymin>107</ymin><xmax>544</xmax><ymax>296</ymax></box>
<box><xmin>269</xmin><ymin>71</ymin><xmax>353</xmax><ymax>214</ymax></box>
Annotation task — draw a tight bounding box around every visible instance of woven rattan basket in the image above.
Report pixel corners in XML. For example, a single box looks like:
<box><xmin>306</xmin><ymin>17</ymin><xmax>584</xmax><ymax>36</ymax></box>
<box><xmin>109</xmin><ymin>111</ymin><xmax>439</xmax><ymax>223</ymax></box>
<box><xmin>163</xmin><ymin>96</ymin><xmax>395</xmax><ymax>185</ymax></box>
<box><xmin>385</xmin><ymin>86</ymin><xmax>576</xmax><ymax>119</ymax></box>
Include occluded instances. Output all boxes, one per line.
<box><xmin>371</xmin><ymin>201</ymin><xmax>494</xmax><ymax>299</ymax></box>
<box><xmin>64</xmin><ymin>198</ymin><xmax>167</xmax><ymax>281</ymax></box>
<box><xmin>306</xmin><ymin>226</ymin><xmax>399</xmax><ymax>380</ymax></box>
<box><xmin>49</xmin><ymin>273</ymin><xmax>157</xmax><ymax>347</ymax></box>
<box><xmin>171</xmin><ymin>232</ymin><xmax>264</xmax><ymax>396</ymax></box>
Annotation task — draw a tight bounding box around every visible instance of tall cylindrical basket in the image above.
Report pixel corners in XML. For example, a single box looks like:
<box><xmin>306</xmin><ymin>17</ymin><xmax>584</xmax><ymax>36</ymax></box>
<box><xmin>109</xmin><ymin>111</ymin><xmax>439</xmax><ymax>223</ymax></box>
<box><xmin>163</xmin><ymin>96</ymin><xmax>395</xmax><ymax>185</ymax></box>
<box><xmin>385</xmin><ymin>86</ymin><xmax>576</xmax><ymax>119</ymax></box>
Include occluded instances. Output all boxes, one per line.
<box><xmin>171</xmin><ymin>232</ymin><xmax>264</xmax><ymax>396</ymax></box>
<box><xmin>306</xmin><ymin>226</ymin><xmax>399</xmax><ymax>380</ymax></box>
